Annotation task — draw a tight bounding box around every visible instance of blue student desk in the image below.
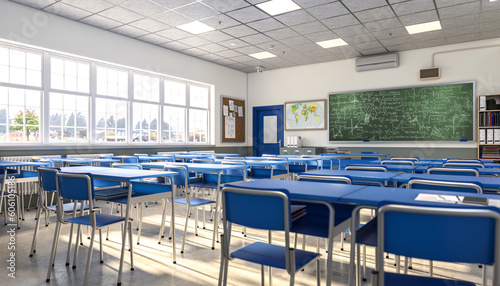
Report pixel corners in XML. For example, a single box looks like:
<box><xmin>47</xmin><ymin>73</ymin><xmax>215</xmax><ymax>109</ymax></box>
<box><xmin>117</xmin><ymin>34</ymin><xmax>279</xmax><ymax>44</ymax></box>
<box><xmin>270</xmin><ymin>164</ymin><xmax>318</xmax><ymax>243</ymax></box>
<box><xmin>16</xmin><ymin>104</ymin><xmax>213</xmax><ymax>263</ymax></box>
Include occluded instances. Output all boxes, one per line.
<box><xmin>391</xmin><ymin>173</ymin><xmax>500</xmax><ymax>192</ymax></box>
<box><xmin>301</xmin><ymin>169</ymin><xmax>402</xmax><ymax>185</ymax></box>
<box><xmin>344</xmin><ymin>163</ymin><xmax>426</xmax><ymax>173</ymax></box>
<box><xmin>59</xmin><ymin>166</ymin><xmax>176</xmax><ymax>285</ymax></box>
<box><xmin>48</xmin><ymin>158</ymin><xmax>119</xmax><ymax>166</ymax></box>
<box><xmin>319</xmin><ymin>153</ymin><xmax>391</xmax><ymax>160</ymax></box>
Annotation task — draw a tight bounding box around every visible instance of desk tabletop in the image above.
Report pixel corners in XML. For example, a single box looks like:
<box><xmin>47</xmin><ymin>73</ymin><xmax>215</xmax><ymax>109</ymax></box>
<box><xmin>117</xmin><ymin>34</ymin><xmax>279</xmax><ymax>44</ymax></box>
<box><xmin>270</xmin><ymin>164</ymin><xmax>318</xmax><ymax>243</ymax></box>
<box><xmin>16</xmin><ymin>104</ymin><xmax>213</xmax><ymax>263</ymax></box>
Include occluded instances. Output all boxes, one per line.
<box><xmin>142</xmin><ymin>162</ymin><xmax>247</xmax><ymax>172</ymax></box>
<box><xmin>60</xmin><ymin>166</ymin><xmax>174</xmax><ymax>181</ymax></box>
<box><xmin>391</xmin><ymin>173</ymin><xmax>500</xmax><ymax>189</ymax></box>
<box><xmin>302</xmin><ymin>169</ymin><xmax>402</xmax><ymax>181</ymax></box>
<box><xmin>0</xmin><ymin>160</ymin><xmax>48</xmax><ymax>168</ymax></box>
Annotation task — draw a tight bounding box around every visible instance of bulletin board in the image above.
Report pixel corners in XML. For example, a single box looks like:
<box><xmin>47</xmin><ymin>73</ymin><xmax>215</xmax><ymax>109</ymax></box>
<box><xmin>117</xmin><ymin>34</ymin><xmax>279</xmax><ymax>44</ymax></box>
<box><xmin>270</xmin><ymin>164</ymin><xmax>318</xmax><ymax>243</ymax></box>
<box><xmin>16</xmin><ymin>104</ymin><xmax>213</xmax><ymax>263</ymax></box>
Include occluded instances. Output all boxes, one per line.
<box><xmin>221</xmin><ymin>95</ymin><xmax>245</xmax><ymax>142</ymax></box>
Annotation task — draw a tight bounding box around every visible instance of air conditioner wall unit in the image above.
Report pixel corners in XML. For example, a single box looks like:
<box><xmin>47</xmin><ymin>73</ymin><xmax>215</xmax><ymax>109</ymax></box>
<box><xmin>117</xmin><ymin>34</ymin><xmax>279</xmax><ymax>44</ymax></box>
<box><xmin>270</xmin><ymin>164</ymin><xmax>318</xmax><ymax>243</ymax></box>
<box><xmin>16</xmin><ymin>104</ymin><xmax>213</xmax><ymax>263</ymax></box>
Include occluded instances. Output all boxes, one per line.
<box><xmin>355</xmin><ymin>53</ymin><xmax>399</xmax><ymax>72</ymax></box>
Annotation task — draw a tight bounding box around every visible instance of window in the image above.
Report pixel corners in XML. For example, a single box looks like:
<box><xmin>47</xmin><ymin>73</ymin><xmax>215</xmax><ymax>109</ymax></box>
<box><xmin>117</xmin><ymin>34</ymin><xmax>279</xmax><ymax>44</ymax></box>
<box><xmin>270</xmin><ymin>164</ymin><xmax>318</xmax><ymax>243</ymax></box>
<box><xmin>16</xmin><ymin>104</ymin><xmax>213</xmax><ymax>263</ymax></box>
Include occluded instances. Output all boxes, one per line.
<box><xmin>132</xmin><ymin>102</ymin><xmax>158</xmax><ymax>143</ymax></box>
<box><xmin>95</xmin><ymin>98</ymin><xmax>127</xmax><ymax>143</ymax></box>
<box><xmin>51</xmin><ymin>57</ymin><xmax>89</xmax><ymax>93</ymax></box>
<box><xmin>163</xmin><ymin>106</ymin><xmax>185</xmax><ymax>143</ymax></box>
<box><xmin>164</xmin><ymin>80</ymin><xmax>186</xmax><ymax>105</ymax></box>
<box><xmin>134</xmin><ymin>74</ymin><xmax>159</xmax><ymax>102</ymax></box>
<box><xmin>49</xmin><ymin>93</ymin><xmax>88</xmax><ymax>143</ymax></box>
<box><xmin>96</xmin><ymin>66</ymin><xmax>128</xmax><ymax>98</ymax></box>
<box><xmin>0</xmin><ymin>86</ymin><xmax>41</xmax><ymax>142</ymax></box>
<box><xmin>0</xmin><ymin>46</ymin><xmax>42</xmax><ymax>87</ymax></box>
<box><xmin>189</xmin><ymin>109</ymin><xmax>207</xmax><ymax>143</ymax></box>
<box><xmin>190</xmin><ymin>85</ymin><xmax>209</xmax><ymax>108</ymax></box>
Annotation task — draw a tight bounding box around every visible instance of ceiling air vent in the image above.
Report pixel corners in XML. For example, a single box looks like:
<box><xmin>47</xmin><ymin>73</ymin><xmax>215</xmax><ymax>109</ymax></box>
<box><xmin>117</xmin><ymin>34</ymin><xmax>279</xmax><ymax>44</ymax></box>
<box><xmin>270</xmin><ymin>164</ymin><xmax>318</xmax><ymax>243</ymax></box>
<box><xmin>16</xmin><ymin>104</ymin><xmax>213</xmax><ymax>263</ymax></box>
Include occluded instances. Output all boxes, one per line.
<box><xmin>355</xmin><ymin>53</ymin><xmax>399</xmax><ymax>72</ymax></box>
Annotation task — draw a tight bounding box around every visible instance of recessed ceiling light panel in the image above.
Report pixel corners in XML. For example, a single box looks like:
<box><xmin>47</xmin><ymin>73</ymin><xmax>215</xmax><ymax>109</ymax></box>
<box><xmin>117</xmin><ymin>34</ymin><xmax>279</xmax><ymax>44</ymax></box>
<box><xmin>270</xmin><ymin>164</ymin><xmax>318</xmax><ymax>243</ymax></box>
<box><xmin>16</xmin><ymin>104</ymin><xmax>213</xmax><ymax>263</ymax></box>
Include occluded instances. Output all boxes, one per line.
<box><xmin>249</xmin><ymin>52</ymin><xmax>277</xmax><ymax>59</ymax></box>
<box><xmin>405</xmin><ymin>21</ymin><xmax>442</xmax><ymax>34</ymax></box>
<box><xmin>316</xmin><ymin>38</ymin><xmax>348</xmax><ymax>49</ymax></box>
<box><xmin>177</xmin><ymin>21</ymin><xmax>215</xmax><ymax>35</ymax></box>
<box><xmin>257</xmin><ymin>0</ymin><xmax>301</xmax><ymax>16</ymax></box>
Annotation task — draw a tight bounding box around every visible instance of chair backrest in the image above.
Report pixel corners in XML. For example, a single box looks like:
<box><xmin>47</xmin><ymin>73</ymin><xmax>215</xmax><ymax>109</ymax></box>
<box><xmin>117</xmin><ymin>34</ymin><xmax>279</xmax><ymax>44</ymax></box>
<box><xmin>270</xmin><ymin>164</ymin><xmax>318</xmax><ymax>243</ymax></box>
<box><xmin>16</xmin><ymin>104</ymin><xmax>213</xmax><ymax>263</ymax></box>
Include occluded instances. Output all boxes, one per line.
<box><xmin>134</xmin><ymin>153</ymin><xmax>148</xmax><ymax>156</ymax></box>
<box><xmin>38</xmin><ymin>167</ymin><xmax>59</xmax><ymax>193</ymax></box>
<box><xmin>56</xmin><ymin>172</ymin><xmax>94</xmax><ymax>201</ymax></box>
<box><xmin>345</xmin><ymin>166</ymin><xmax>387</xmax><ymax>172</ymax></box>
<box><xmin>390</xmin><ymin>157</ymin><xmax>419</xmax><ymax>161</ymax></box>
<box><xmin>376</xmin><ymin>204</ymin><xmax>500</xmax><ymax>285</ymax></box>
<box><xmin>443</xmin><ymin>162</ymin><xmax>484</xmax><ymax>168</ymax></box>
<box><xmin>408</xmin><ymin>179</ymin><xmax>482</xmax><ymax>194</ymax></box>
<box><xmin>121</xmin><ymin>156</ymin><xmax>139</xmax><ymax>164</ymax></box>
<box><xmin>361</xmin><ymin>151</ymin><xmax>378</xmax><ymax>160</ymax></box>
<box><xmin>381</xmin><ymin>160</ymin><xmax>414</xmax><ymax>166</ymax></box>
<box><xmin>192</xmin><ymin>158</ymin><xmax>215</xmax><ymax>164</ymax></box>
<box><xmin>297</xmin><ymin>174</ymin><xmax>351</xmax><ymax>184</ymax></box>
<box><xmin>224</xmin><ymin>157</ymin><xmax>245</xmax><ymax>160</ymax></box>
<box><xmin>262</xmin><ymin>154</ymin><xmax>277</xmax><ymax>158</ymax></box>
<box><xmin>162</xmin><ymin>165</ymin><xmax>189</xmax><ymax>187</ymax></box>
<box><xmin>112</xmin><ymin>163</ymin><xmax>142</xmax><ymax>169</ymax></box>
<box><xmin>99</xmin><ymin>154</ymin><xmax>111</xmax><ymax>159</ymax></box>
<box><xmin>428</xmin><ymin>167</ymin><xmax>479</xmax><ymax>177</ymax></box>
<box><xmin>447</xmin><ymin>159</ymin><xmax>482</xmax><ymax>163</ymax></box>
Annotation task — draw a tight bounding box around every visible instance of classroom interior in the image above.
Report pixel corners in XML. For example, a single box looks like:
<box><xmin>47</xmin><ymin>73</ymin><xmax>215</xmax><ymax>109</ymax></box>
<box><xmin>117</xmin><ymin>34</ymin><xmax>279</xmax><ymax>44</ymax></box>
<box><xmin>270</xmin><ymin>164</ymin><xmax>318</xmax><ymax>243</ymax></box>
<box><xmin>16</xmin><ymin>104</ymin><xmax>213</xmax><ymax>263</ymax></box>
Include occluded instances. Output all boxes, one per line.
<box><xmin>1</xmin><ymin>0</ymin><xmax>500</xmax><ymax>285</ymax></box>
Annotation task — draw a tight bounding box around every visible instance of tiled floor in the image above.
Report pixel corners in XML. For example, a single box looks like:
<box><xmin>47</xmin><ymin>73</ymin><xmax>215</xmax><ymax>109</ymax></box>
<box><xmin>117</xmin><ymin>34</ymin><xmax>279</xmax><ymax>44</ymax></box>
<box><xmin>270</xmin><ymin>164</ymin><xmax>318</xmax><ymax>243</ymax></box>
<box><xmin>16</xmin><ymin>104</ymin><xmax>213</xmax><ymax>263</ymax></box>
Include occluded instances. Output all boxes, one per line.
<box><xmin>0</xmin><ymin>200</ymin><xmax>487</xmax><ymax>285</ymax></box>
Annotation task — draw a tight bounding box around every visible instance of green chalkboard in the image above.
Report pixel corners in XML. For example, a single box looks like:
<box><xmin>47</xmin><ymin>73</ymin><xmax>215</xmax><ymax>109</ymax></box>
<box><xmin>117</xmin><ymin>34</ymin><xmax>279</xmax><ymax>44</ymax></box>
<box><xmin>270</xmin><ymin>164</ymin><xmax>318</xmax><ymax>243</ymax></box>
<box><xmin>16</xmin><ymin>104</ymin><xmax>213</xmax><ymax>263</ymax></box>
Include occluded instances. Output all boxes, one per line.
<box><xmin>329</xmin><ymin>82</ymin><xmax>474</xmax><ymax>141</ymax></box>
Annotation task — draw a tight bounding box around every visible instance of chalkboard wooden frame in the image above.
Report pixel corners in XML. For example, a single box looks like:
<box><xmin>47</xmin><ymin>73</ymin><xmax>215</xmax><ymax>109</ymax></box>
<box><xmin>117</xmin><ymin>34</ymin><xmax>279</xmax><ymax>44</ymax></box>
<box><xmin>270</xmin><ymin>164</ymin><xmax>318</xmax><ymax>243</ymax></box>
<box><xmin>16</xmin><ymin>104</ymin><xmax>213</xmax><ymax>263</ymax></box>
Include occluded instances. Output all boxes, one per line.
<box><xmin>328</xmin><ymin>81</ymin><xmax>475</xmax><ymax>142</ymax></box>
<box><xmin>221</xmin><ymin>95</ymin><xmax>245</xmax><ymax>143</ymax></box>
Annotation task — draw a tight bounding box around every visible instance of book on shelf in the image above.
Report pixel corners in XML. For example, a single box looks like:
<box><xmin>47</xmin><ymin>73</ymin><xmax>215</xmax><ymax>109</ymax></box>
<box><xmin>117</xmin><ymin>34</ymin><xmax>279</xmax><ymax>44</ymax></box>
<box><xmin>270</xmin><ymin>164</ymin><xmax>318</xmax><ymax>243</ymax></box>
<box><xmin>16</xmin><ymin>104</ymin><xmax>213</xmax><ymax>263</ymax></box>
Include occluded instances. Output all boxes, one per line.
<box><xmin>480</xmin><ymin>129</ymin><xmax>486</xmax><ymax>144</ymax></box>
<box><xmin>487</xmin><ymin>129</ymin><xmax>494</xmax><ymax>144</ymax></box>
<box><xmin>480</xmin><ymin>96</ymin><xmax>486</xmax><ymax>111</ymax></box>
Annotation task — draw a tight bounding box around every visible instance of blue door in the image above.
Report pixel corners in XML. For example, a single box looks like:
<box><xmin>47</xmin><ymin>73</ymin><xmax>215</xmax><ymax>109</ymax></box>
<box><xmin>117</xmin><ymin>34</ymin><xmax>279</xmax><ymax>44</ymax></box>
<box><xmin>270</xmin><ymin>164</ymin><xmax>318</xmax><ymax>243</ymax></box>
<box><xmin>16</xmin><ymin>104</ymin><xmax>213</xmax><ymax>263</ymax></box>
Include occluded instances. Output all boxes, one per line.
<box><xmin>253</xmin><ymin>105</ymin><xmax>284</xmax><ymax>156</ymax></box>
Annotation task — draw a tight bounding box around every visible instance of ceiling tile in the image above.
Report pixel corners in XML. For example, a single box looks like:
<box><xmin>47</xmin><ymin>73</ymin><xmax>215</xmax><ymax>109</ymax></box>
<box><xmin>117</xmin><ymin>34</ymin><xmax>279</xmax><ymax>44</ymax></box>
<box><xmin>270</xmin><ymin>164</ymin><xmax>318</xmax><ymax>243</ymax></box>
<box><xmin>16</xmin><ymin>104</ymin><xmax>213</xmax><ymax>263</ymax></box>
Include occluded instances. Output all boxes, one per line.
<box><xmin>177</xmin><ymin>36</ymin><xmax>212</xmax><ymax>47</ymax></box>
<box><xmin>120</xmin><ymin>0</ymin><xmax>166</xmax><ymax>16</ymax></box>
<box><xmin>247</xmin><ymin>18</ymin><xmax>286</xmax><ymax>33</ymax></box>
<box><xmin>482</xmin><ymin>9</ymin><xmax>500</xmax><ymax>22</ymax></box>
<box><xmin>231</xmin><ymin>55</ymin><xmax>255</xmax><ymax>63</ymax></box>
<box><xmin>372</xmin><ymin>28</ymin><xmax>409</xmax><ymax>40</ymax></box>
<box><xmin>292</xmin><ymin>42</ymin><xmax>324</xmax><ymax>53</ymax></box>
<box><xmin>261</xmin><ymin>57</ymin><xmax>295</xmax><ymax>67</ymax></box>
<box><xmin>149</xmin><ymin>0</ymin><xmax>198</xmax><ymax>9</ymax></box>
<box><xmin>293</xmin><ymin>0</ymin><xmax>337</xmax><ymax>9</ymax></box>
<box><xmin>480</xmin><ymin>29</ymin><xmax>500</xmax><ymax>40</ymax></box>
<box><xmin>409</xmin><ymin>30</ymin><xmax>445</xmax><ymax>41</ymax></box>
<box><xmin>355</xmin><ymin>6</ymin><xmax>396</xmax><ymax>23</ymax></box>
<box><xmin>279</xmin><ymin>49</ymin><xmax>308</xmax><ymax>60</ymax></box>
<box><xmin>279</xmin><ymin>36</ymin><xmax>312</xmax><ymax>46</ymax></box>
<box><xmin>44</xmin><ymin>2</ymin><xmax>92</xmax><ymax>20</ymax></box>
<box><xmin>446</xmin><ymin>33</ymin><xmax>479</xmax><ymax>44</ymax></box>
<box><xmin>435</xmin><ymin>0</ymin><xmax>476</xmax><ymax>8</ymax></box>
<box><xmin>386</xmin><ymin>43</ymin><xmax>416</xmax><ymax>52</ymax></box>
<box><xmin>111</xmin><ymin>25</ymin><xmax>149</xmax><ymax>37</ymax></box>
<box><xmin>137</xmin><ymin>34</ymin><xmax>170</xmax><ymax>45</ymax></box>
<box><xmin>152</xmin><ymin>11</ymin><xmax>191</xmax><ymax>26</ymax></box>
<box><xmin>415</xmin><ymin>38</ymin><xmax>447</xmax><ymax>49</ymax></box>
<box><xmin>61</xmin><ymin>0</ymin><xmax>113</xmax><ymax>13</ymax></box>
<box><xmin>333</xmin><ymin>46</ymin><xmax>361</xmax><ymax>58</ymax></box>
<box><xmin>214</xmin><ymin>58</ymin><xmax>238</xmax><ymax>66</ymax></box>
<box><xmin>175</xmin><ymin>2</ymin><xmax>219</xmax><ymax>20</ymax></box>
<box><xmin>351</xmin><ymin>41</ymin><xmax>384</xmax><ymax>50</ymax></box>
<box><xmin>215</xmin><ymin>50</ymin><xmax>244</xmax><ymax>58</ymax></box>
<box><xmin>378</xmin><ymin>36</ymin><xmax>413</xmax><ymax>47</ymax></box>
<box><xmin>358</xmin><ymin>47</ymin><xmax>387</xmax><ymax>56</ymax></box>
<box><xmin>440</xmin><ymin>14</ymin><xmax>479</xmax><ymax>29</ymax></box>
<box><xmin>343</xmin><ymin>33</ymin><xmax>377</xmax><ymax>44</ymax></box>
<box><xmin>398</xmin><ymin>10</ymin><xmax>439</xmax><ymax>26</ymax></box>
<box><xmin>181</xmin><ymin>48</ymin><xmax>209</xmax><ymax>56</ymax></box>
<box><xmin>129</xmin><ymin>18</ymin><xmax>169</xmax><ymax>33</ymax></box>
<box><xmin>198</xmin><ymin>43</ymin><xmax>228</xmax><ymax>53</ymax></box>
<box><xmin>156</xmin><ymin>27</ymin><xmax>192</xmax><ymax>40</ymax></box>
<box><xmin>289</xmin><ymin>56</ymin><xmax>317</xmax><ymax>65</ymax></box>
<box><xmin>201</xmin><ymin>14</ymin><xmax>240</xmax><ymax>29</ymax></box>
<box><xmin>312</xmin><ymin>54</ymin><xmax>341</xmax><ymax>62</ymax></box>
<box><xmin>274</xmin><ymin>10</ymin><xmax>316</xmax><ymax>26</ymax></box>
<box><xmin>341</xmin><ymin>0</ymin><xmax>389</xmax><ymax>12</ymax></box>
<box><xmin>222</xmin><ymin>25</ymin><xmax>259</xmax><ymax>38</ymax></box>
<box><xmin>438</xmin><ymin>2</ymin><xmax>480</xmax><ymax>19</ymax></box>
<box><xmin>305</xmin><ymin>2</ymin><xmax>349</xmax><ymax>19</ymax></box>
<box><xmin>255</xmin><ymin>41</ymin><xmax>288</xmax><ymax>51</ymax></box>
<box><xmin>10</xmin><ymin>0</ymin><xmax>56</xmax><ymax>9</ymax></box>
<box><xmin>99</xmin><ymin>6</ymin><xmax>144</xmax><ymax>24</ymax></box>
<box><xmin>198</xmin><ymin>53</ymin><xmax>224</xmax><ymax>61</ymax></box>
<box><xmin>304</xmin><ymin>30</ymin><xmax>339</xmax><ymax>42</ymax></box>
<box><xmin>321</xmin><ymin>14</ymin><xmax>361</xmax><ymax>30</ymax></box>
<box><xmin>160</xmin><ymin>41</ymin><xmax>191</xmax><ymax>51</ymax></box>
<box><xmin>443</xmin><ymin>24</ymin><xmax>480</xmax><ymax>37</ymax></box>
<box><xmin>292</xmin><ymin>21</ymin><xmax>329</xmax><ymax>35</ymax></box>
<box><xmin>80</xmin><ymin>15</ymin><xmax>122</xmax><ymax>30</ymax></box>
<box><xmin>105</xmin><ymin>0</ymin><xmax>127</xmax><ymax>4</ymax></box>
<box><xmin>240</xmin><ymin>33</ymin><xmax>273</xmax><ymax>45</ymax></box>
<box><xmin>481</xmin><ymin>20</ymin><xmax>500</xmax><ymax>31</ymax></box>
<box><xmin>234</xmin><ymin>45</ymin><xmax>264</xmax><ymax>54</ymax></box>
<box><xmin>201</xmin><ymin>0</ymin><xmax>250</xmax><ymax>13</ymax></box>
<box><xmin>226</xmin><ymin>6</ymin><xmax>269</xmax><ymax>23</ymax></box>
<box><xmin>218</xmin><ymin>38</ymin><xmax>250</xmax><ymax>49</ymax></box>
<box><xmin>483</xmin><ymin>0</ymin><xmax>500</xmax><ymax>11</ymax></box>
<box><xmin>198</xmin><ymin>30</ymin><xmax>234</xmax><ymax>42</ymax></box>
<box><xmin>391</xmin><ymin>0</ymin><xmax>435</xmax><ymax>16</ymax></box>
<box><xmin>364</xmin><ymin>18</ymin><xmax>403</xmax><ymax>32</ymax></box>
<box><xmin>264</xmin><ymin>27</ymin><xmax>300</xmax><ymax>40</ymax></box>
<box><xmin>334</xmin><ymin>25</ymin><xmax>370</xmax><ymax>37</ymax></box>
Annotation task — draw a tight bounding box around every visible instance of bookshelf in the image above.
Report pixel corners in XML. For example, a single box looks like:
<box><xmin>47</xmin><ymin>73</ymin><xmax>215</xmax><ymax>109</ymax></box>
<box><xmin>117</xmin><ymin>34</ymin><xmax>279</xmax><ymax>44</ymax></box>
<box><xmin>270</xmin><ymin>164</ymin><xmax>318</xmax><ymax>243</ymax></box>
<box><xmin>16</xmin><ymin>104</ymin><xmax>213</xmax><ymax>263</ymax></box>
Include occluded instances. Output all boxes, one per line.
<box><xmin>478</xmin><ymin>94</ymin><xmax>500</xmax><ymax>161</ymax></box>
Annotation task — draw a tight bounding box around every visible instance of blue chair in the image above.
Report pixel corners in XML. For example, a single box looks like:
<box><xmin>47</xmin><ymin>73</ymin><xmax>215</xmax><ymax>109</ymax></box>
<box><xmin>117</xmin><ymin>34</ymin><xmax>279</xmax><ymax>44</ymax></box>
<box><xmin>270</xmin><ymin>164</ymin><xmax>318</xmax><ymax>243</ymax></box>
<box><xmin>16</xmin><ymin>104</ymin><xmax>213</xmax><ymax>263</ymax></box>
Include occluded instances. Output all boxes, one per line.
<box><xmin>218</xmin><ymin>186</ymin><xmax>321</xmax><ymax>286</ymax></box>
<box><xmin>390</xmin><ymin>157</ymin><xmax>419</xmax><ymax>161</ymax></box>
<box><xmin>446</xmin><ymin>159</ymin><xmax>482</xmax><ymax>163</ymax></box>
<box><xmin>99</xmin><ymin>154</ymin><xmax>113</xmax><ymax>167</ymax></box>
<box><xmin>361</xmin><ymin>151</ymin><xmax>378</xmax><ymax>160</ymax></box>
<box><xmin>428</xmin><ymin>167</ymin><xmax>479</xmax><ymax>176</ymax></box>
<box><xmin>345</xmin><ymin>165</ymin><xmax>388</xmax><ymax>186</ymax></box>
<box><xmin>381</xmin><ymin>160</ymin><xmax>414</xmax><ymax>166</ymax></box>
<box><xmin>372</xmin><ymin>203</ymin><xmax>500</xmax><ymax>286</ymax></box>
<box><xmin>46</xmin><ymin>172</ymin><xmax>133</xmax><ymax>286</ymax></box>
<box><xmin>30</xmin><ymin>168</ymin><xmax>97</xmax><ymax>260</ymax></box>
<box><xmin>443</xmin><ymin>162</ymin><xmax>484</xmax><ymax>168</ymax></box>
<box><xmin>121</xmin><ymin>156</ymin><xmax>139</xmax><ymax>164</ymax></box>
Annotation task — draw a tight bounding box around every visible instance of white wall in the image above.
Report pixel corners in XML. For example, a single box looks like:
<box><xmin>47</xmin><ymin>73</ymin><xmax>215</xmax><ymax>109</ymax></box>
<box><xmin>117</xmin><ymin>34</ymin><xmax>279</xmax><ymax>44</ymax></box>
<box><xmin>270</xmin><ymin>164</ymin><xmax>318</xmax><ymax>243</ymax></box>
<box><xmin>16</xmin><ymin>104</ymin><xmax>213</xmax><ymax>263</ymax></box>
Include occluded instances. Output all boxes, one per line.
<box><xmin>0</xmin><ymin>1</ymin><xmax>248</xmax><ymax>147</ymax></box>
<box><xmin>248</xmin><ymin>37</ymin><xmax>500</xmax><ymax>152</ymax></box>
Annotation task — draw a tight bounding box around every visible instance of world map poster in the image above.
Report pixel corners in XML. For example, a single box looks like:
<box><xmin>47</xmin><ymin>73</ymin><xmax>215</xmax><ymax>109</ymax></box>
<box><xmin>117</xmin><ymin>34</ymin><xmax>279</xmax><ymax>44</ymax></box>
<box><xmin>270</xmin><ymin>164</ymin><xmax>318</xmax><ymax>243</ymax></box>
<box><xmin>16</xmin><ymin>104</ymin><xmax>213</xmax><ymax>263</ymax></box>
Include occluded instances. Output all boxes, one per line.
<box><xmin>285</xmin><ymin>99</ymin><xmax>327</xmax><ymax>131</ymax></box>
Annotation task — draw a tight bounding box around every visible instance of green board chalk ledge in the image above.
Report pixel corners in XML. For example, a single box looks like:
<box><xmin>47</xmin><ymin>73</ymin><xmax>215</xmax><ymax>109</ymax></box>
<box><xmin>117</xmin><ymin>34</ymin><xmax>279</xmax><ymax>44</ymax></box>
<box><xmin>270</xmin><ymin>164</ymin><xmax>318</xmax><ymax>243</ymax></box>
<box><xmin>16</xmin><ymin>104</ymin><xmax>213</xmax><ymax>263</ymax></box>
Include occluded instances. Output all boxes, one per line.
<box><xmin>328</xmin><ymin>82</ymin><xmax>475</xmax><ymax>142</ymax></box>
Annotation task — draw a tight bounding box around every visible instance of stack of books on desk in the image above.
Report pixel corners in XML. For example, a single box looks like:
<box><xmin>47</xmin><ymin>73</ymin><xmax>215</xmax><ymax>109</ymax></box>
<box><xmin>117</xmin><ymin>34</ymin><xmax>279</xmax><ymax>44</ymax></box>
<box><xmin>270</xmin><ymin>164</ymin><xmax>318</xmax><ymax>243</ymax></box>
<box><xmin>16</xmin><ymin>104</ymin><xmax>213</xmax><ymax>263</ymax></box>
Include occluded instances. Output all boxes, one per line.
<box><xmin>481</xmin><ymin>146</ymin><xmax>500</xmax><ymax>158</ymax></box>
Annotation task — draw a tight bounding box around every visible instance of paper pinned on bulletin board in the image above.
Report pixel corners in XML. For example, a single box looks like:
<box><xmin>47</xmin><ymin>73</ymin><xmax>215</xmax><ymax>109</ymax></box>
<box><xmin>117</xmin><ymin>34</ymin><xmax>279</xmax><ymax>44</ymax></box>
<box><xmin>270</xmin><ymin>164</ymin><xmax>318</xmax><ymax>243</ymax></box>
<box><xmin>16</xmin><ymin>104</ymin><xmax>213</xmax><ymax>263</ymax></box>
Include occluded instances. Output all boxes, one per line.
<box><xmin>223</xmin><ymin>105</ymin><xmax>228</xmax><ymax>116</ymax></box>
<box><xmin>238</xmin><ymin>106</ymin><xmax>243</xmax><ymax>117</ymax></box>
<box><xmin>229</xmin><ymin>100</ymin><xmax>234</xmax><ymax>111</ymax></box>
<box><xmin>225</xmin><ymin>114</ymin><xmax>235</xmax><ymax>138</ymax></box>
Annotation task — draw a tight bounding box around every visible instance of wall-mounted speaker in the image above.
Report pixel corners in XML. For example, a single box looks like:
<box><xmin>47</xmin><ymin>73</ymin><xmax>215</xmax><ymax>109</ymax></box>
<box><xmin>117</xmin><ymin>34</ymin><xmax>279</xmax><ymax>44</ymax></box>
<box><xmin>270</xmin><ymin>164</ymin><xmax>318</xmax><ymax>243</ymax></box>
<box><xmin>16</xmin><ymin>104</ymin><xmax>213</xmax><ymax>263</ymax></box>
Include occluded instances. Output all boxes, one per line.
<box><xmin>420</xmin><ymin>67</ymin><xmax>440</xmax><ymax>80</ymax></box>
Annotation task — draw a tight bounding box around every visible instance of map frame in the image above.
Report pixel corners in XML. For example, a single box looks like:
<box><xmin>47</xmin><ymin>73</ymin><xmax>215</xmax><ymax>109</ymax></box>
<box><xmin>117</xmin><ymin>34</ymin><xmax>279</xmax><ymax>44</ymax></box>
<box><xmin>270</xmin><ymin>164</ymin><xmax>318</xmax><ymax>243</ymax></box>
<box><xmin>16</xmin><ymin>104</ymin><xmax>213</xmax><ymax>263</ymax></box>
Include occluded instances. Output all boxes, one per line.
<box><xmin>284</xmin><ymin>99</ymin><xmax>327</xmax><ymax>131</ymax></box>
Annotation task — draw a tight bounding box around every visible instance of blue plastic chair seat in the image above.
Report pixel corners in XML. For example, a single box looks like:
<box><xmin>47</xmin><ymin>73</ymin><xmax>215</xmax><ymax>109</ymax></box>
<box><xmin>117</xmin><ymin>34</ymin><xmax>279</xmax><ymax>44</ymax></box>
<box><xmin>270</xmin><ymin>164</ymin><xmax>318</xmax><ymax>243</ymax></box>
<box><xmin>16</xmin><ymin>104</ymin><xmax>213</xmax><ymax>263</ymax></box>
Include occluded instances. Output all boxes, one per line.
<box><xmin>384</xmin><ymin>272</ymin><xmax>475</xmax><ymax>286</ymax></box>
<box><xmin>356</xmin><ymin>218</ymin><xmax>378</xmax><ymax>247</ymax></box>
<box><xmin>231</xmin><ymin>242</ymin><xmax>320</xmax><ymax>270</ymax></box>
<box><xmin>66</xmin><ymin>213</ymin><xmax>130</xmax><ymax>227</ymax></box>
<box><xmin>174</xmin><ymin>197</ymin><xmax>215</xmax><ymax>207</ymax></box>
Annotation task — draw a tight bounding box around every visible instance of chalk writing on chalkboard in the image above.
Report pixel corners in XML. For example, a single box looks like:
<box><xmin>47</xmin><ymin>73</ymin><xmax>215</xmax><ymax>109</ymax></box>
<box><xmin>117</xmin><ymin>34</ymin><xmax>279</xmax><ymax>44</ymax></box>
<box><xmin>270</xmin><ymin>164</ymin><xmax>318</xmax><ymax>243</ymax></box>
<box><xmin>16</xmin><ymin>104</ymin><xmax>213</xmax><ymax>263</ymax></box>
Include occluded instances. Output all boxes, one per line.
<box><xmin>329</xmin><ymin>82</ymin><xmax>474</xmax><ymax>141</ymax></box>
